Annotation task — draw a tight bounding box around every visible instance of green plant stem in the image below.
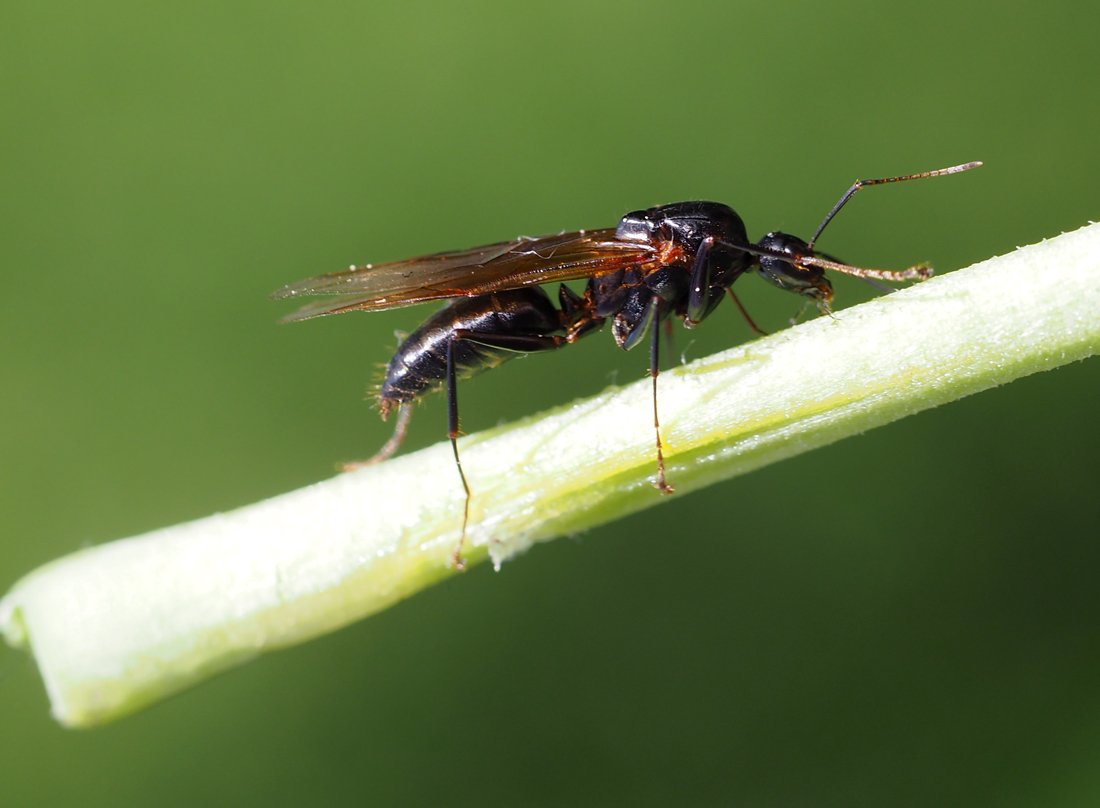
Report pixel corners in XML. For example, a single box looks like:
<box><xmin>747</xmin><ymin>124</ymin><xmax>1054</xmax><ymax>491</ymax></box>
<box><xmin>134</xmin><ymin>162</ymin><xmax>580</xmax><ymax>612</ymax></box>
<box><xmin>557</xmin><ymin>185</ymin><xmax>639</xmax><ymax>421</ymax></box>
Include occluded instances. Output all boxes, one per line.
<box><xmin>4</xmin><ymin>223</ymin><xmax>1100</xmax><ymax>728</ymax></box>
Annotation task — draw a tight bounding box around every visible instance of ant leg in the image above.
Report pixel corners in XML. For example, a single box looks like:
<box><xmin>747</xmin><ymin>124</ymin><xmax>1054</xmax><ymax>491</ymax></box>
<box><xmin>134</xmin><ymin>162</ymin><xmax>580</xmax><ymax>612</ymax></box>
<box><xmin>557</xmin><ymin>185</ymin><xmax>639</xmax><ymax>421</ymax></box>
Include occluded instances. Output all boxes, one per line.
<box><xmin>685</xmin><ymin>236</ymin><xmax>715</xmax><ymax>326</ymax></box>
<box><xmin>445</xmin><ymin>330</ymin><xmax>567</xmax><ymax>570</ymax></box>
<box><xmin>648</xmin><ymin>301</ymin><xmax>675</xmax><ymax>495</ymax></box>
<box><xmin>726</xmin><ymin>288</ymin><xmax>768</xmax><ymax>336</ymax></box>
<box><xmin>445</xmin><ymin>339</ymin><xmax>473</xmax><ymax>571</ymax></box>
<box><xmin>789</xmin><ymin>298</ymin><xmax>817</xmax><ymax>326</ymax></box>
<box><xmin>341</xmin><ymin>404</ymin><xmax>413</xmax><ymax>472</ymax></box>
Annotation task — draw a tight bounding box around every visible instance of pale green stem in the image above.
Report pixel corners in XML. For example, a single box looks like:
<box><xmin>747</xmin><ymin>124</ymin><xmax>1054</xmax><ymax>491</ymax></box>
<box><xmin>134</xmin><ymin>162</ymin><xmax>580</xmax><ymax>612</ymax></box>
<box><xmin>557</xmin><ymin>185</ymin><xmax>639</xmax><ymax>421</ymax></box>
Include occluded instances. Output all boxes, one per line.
<box><xmin>4</xmin><ymin>223</ymin><xmax>1100</xmax><ymax>728</ymax></box>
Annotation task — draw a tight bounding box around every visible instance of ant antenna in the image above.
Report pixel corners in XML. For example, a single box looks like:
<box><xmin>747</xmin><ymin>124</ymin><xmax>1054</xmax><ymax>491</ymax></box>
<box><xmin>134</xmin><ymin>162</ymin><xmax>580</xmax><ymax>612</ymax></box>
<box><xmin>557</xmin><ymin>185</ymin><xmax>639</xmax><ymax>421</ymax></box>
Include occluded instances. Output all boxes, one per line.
<box><xmin>814</xmin><ymin>248</ymin><xmax>891</xmax><ymax>293</ymax></box>
<box><xmin>807</xmin><ymin>161</ymin><xmax>982</xmax><ymax>249</ymax></box>
<box><xmin>798</xmin><ymin>253</ymin><xmax>933</xmax><ymax>283</ymax></box>
<box><xmin>716</xmin><ymin>238</ymin><xmax>933</xmax><ymax>285</ymax></box>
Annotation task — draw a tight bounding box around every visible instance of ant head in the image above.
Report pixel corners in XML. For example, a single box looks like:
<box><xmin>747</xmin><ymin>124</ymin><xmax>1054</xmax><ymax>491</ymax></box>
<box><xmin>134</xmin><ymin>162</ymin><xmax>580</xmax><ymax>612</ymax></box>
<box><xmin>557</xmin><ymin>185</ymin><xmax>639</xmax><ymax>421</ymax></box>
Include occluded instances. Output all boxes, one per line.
<box><xmin>753</xmin><ymin>232</ymin><xmax>834</xmax><ymax>305</ymax></box>
<box><xmin>729</xmin><ymin>162</ymin><xmax>981</xmax><ymax>315</ymax></box>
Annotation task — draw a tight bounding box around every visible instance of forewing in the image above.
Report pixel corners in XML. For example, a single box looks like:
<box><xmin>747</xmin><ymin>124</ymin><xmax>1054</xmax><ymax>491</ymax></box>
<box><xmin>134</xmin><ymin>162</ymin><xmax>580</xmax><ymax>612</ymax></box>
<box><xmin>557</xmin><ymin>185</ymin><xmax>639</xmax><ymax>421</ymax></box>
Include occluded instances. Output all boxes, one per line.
<box><xmin>273</xmin><ymin>228</ymin><xmax>656</xmax><ymax>321</ymax></box>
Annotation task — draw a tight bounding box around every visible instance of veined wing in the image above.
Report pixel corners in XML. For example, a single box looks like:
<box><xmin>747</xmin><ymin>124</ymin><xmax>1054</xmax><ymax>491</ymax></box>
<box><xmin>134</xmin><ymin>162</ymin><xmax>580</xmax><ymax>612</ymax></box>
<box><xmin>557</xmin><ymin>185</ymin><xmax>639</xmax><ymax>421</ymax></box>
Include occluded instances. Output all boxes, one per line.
<box><xmin>272</xmin><ymin>228</ymin><xmax>657</xmax><ymax>322</ymax></box>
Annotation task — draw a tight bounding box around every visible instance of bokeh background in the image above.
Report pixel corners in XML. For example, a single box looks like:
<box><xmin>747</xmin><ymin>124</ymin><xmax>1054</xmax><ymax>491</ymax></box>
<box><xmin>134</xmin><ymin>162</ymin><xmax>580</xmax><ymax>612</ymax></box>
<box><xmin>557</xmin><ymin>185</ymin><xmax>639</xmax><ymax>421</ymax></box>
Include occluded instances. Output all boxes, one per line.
<box><xmin>2</xmin><ymin>1</ymin><xmax>1098</xmax><ymax>804</ymax></box>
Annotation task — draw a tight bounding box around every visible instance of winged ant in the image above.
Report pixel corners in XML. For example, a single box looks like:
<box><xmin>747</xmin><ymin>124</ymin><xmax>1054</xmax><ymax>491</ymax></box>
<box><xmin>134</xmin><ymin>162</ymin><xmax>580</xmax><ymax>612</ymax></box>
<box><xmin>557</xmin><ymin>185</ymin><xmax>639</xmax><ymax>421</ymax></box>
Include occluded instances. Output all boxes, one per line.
<box><xmin>275</xmin><ymin>161</ymin><xmax>981</xmax><ymax>567</ymax></box>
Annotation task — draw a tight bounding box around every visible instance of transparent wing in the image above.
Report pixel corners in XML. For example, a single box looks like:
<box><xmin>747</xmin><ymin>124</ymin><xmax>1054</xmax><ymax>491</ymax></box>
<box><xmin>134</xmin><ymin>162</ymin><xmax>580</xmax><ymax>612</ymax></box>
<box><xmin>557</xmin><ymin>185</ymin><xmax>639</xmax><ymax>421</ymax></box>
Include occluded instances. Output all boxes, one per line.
<box><xmin>272</xmin><ymin>228</ymin><xmax>656</xmax><ymax>321</ymax></box>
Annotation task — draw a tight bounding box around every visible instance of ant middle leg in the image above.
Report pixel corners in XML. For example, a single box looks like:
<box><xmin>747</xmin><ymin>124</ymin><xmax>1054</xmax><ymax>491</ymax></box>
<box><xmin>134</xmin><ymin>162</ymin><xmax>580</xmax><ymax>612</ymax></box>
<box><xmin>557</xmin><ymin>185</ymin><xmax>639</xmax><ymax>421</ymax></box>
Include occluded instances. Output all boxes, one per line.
<box><xmin>648</xmin><ymin>300</ymin><xmax>675</xmax><ymax>495</ymax></box>
<box><xmin>662</xmin><ymin>318</ymin><xmax>677</xmax><ymax>366</ymax></box>
<box><xmin>726</xmin><ymin>288</ymin><xmax>769</xmax><ymax>337</ymax></box>
<box><xmin>619</xmin><ymin>294</ymin><xmax>675</xmax><ymax>494</ymax></box>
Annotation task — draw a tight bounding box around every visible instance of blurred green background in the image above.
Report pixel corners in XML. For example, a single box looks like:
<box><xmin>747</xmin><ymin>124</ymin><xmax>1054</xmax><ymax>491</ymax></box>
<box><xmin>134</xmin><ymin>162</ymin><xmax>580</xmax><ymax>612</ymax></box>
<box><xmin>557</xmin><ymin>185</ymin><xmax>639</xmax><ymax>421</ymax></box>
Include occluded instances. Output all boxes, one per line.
<box><xmin>2</xmin><ymin>1</ymin><xmax>1098</xmax><ymax>804</ymax></box>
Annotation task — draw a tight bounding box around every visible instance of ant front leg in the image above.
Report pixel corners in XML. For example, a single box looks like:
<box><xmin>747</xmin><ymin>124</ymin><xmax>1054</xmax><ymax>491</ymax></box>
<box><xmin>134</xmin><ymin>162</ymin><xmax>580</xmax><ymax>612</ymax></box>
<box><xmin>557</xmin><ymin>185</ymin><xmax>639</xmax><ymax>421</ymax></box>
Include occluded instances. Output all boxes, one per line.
<box><xmin>445</xmin><ymin>330</ymin><xmax>567</xmax><ymax>570</ymax></box>
<box><xmin>685</xmin><ymin>236</ymin><xmax>767</xmax><ymax>338</ymax></box>
<box><xmin>685</xmin><ymin>236</ymin><xmax>715</xmax><ymax>327</ymax></box>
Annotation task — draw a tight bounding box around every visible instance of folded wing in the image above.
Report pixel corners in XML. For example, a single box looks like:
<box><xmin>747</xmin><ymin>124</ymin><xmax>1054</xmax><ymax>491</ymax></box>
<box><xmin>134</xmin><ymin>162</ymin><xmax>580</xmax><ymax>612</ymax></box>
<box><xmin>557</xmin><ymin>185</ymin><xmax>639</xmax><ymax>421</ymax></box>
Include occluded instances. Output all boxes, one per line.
<box><xmin>273</xmin><ymin>228</ymin><xmax>657</xmax><ymax>321</ymax></box>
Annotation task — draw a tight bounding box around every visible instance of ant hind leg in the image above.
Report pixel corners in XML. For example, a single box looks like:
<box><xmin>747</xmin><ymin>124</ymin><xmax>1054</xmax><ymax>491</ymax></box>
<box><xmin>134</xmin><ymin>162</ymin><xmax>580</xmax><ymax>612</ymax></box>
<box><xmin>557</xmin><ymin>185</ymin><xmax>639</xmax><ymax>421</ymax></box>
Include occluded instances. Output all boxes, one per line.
<box><xmin>446</xmin><ymin>329</ymin><xmax>568</xmax><ymax>570</ymax></box>
<box><xmin>342</xmin><ymin>402</ymin><xmax>413</xmax><ymax>472</ymax></box>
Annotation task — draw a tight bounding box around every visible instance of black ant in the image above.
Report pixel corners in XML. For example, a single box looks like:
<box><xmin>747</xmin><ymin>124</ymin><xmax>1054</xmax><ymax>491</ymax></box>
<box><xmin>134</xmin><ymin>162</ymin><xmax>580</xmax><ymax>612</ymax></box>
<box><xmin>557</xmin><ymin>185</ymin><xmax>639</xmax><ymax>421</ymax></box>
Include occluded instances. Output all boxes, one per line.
<box><xmin>275</xmin><ymin>161</ymin><xmax>981</xmax><ymax>567</ymax></box>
